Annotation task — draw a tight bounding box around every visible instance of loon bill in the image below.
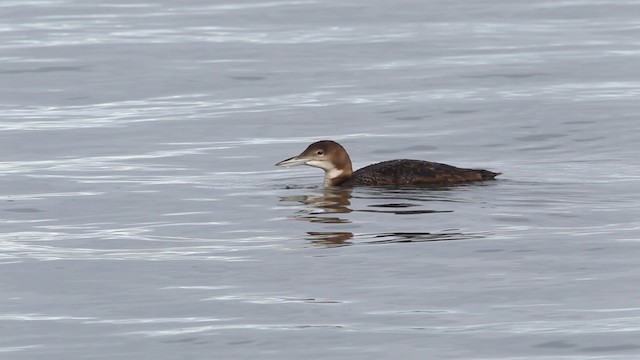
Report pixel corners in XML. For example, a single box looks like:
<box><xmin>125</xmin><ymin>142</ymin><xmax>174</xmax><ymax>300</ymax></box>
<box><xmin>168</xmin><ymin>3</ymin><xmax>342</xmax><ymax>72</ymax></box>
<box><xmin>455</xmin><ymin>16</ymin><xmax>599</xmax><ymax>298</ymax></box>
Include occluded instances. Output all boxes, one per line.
<box><xmin>275</xmin><ymin>140</ymin><xmax>501</xmax><ymax>187</ymax></box>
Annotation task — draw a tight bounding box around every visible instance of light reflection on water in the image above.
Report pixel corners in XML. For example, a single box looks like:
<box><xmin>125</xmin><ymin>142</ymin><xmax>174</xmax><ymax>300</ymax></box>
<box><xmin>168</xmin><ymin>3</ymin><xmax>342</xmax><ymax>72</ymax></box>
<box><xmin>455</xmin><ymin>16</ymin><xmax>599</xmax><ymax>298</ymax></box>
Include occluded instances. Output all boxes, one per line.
<box><xmin>4</xmin><ymin>79</ymin><xmax>640</xmax><ymax>130</ymax></box>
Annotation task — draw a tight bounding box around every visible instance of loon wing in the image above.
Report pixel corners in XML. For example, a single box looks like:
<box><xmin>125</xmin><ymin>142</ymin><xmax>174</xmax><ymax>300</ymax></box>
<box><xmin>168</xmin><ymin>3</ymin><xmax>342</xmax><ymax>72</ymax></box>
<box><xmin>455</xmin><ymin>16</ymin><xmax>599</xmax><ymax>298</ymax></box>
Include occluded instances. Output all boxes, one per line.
<box><xmin>349</xmin><ymin>160</ymin><xmax>499</xmax><ymax>186</ymax></box>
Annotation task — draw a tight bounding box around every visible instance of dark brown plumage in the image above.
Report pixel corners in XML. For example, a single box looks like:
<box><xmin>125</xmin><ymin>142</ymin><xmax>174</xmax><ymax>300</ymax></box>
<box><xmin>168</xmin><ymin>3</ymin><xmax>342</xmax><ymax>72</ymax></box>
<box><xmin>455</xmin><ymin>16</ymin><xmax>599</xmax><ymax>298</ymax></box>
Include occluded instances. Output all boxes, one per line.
<box><xmin>339</xmin><ymin>159</ymin><xmax>500</xmax><ymax>186</ymax></box>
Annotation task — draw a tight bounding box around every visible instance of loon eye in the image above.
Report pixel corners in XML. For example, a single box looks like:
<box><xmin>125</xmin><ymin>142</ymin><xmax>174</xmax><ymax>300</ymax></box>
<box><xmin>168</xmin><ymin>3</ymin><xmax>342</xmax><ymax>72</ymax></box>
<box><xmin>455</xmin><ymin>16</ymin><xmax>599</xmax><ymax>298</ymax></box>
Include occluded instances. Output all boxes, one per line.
<box><xmin>316</xmin><ymin>150</ymin><xmax>324</xmax><ymax>156</ymax></box>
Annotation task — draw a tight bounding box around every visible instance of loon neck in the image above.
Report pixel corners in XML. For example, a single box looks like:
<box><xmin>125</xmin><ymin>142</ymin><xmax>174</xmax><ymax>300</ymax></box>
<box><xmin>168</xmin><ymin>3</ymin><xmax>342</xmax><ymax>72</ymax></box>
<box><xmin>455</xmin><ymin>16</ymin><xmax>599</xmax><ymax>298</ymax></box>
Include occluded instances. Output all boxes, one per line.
<box><xmin>324</xmin><ymin>168</ymin><xmax>353</xmax><ymax>187</ymax></box>
<box><xmin>320</xmin><ymin>144</ymin><xmax>353</xmax><ymax>186</ymax></box>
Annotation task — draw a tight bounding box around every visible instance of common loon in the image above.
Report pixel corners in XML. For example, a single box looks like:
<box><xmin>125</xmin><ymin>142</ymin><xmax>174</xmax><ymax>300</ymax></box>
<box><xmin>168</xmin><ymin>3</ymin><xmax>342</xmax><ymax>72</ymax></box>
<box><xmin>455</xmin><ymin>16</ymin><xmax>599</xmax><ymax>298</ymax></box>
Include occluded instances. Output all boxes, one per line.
<box><xmin>275</xmin><ymin>140</ymin><xmax>500</xmax><ymax>187</ymax></box>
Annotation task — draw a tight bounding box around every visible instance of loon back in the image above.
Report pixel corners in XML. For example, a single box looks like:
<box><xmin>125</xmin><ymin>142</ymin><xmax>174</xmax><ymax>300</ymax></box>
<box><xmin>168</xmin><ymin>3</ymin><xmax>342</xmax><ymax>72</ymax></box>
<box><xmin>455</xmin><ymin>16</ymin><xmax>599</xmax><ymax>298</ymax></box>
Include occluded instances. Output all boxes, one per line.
<box><xmin>338</xmin><ymin>159</ymin><xmax>500</xmax><ymax>186</ymax></box>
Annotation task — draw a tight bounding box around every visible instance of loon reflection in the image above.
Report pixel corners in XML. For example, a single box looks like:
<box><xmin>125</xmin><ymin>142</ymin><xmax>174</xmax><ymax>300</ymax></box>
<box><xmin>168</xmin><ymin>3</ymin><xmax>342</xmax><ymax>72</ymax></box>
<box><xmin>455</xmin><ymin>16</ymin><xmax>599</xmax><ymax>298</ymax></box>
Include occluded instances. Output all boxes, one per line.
<box><xmin>306</xmin><ymin>231</ymin><xmax>485</xmax><ymax>248</ymax></box>
<box><xmin>277</xmin><ymin>188</ymin><xmax>487</xmax><ymax>247</ymax></box>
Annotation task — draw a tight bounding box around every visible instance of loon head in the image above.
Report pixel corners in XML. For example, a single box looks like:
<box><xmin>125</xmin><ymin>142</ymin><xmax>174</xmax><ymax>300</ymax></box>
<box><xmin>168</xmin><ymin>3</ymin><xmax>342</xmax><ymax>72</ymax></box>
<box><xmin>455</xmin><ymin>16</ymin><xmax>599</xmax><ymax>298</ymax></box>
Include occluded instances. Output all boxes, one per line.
<box><xmin>275</xmin><ymin>140</ymin><xmax>354</xmax><ymax>186</ymax></box>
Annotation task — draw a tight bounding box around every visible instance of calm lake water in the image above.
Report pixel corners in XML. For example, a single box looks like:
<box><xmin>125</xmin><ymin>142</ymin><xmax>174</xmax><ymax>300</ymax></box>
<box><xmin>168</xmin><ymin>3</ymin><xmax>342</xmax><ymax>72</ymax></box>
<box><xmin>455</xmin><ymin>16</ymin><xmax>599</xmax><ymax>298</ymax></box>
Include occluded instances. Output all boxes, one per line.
<box><xmin>2</xmin><ymin>0</ymin><xmax>640</xmax><ymax>359</ymax></box>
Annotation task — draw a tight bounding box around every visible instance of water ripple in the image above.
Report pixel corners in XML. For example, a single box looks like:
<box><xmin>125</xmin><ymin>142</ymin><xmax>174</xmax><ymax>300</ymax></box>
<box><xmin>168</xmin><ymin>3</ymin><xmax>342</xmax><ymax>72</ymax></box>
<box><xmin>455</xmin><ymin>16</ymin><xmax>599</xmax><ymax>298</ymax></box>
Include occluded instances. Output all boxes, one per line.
<box><xmin>0</xmin><ymin>225</ymin><xmax>275</xmax><ymax>261</ymax></box>
<box><xmin>0</xmin><ymin>345</ymin><xmax>43</xmax><ymax>353</ymax></box>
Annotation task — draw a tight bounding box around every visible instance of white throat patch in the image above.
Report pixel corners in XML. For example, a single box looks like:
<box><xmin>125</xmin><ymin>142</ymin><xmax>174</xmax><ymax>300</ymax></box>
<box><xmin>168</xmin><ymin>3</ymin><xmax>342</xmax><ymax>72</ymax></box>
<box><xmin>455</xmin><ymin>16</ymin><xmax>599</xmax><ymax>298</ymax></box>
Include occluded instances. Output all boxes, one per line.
<box><xmin>323</xmin><ymin>168</ymin><xmax>344</xmax><ymax>186</ymax></box>
<box><xmin>325</xmin><ymin>167</ymin><xmax>344</xmax><ymax>179</ymax></box>
<box><xmin>306</xmin><ymin>160</ymin><xmax>344</xmax><ymax>183</ymax></box>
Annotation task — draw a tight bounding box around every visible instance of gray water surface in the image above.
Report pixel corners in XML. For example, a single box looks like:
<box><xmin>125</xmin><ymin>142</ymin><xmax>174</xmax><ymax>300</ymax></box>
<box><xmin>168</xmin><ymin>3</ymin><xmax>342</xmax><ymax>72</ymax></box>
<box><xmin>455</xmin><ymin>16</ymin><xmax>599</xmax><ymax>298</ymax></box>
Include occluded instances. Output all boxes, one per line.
<box><xmin>1</xmin><ymin>0</ymin><xmax>640</xmax><ymax>359</ymax></box>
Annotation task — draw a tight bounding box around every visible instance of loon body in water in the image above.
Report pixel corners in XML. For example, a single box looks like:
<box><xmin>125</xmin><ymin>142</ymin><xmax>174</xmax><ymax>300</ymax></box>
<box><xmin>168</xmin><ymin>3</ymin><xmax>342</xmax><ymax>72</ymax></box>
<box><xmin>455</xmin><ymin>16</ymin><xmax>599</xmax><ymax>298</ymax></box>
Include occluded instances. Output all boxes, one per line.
<box><xmin>275</xmin><ymin>140</ymin><xmax>500</xmax><ymax>187</ymax></box>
